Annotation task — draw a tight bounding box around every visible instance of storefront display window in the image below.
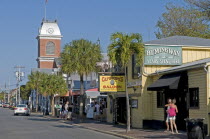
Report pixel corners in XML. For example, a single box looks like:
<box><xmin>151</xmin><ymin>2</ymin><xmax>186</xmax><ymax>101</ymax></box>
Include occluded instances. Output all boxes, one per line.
<box><xmin>189</xmin><ymin>88</ymin><xmax>199</xmax><ymax>108</ymax></box>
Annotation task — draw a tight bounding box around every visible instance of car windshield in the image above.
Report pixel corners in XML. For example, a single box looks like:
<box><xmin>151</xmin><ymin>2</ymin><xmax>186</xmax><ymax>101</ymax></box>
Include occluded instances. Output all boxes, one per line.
<box><xmin>17</xmin><ymin>105</ymin><xmax>26</xmax><ymax>108</ymax></box>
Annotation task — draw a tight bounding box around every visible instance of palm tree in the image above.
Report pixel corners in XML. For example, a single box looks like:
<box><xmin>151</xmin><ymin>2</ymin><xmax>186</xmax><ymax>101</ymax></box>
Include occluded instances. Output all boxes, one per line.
<box><xmin>61</xmin><ymin>39</ymin><xmax>102</xmax><ymax>116</ymax></box>
<box><xmin>108</xmin><ymin>32</ymin><xmax>144</xmax><ymax>132</ymax></box>
<box><xmin>39</xmin><ymin>73</ymin><xmax>67</xmax><ymax>116</ymax></box>
<box><xmin>27</xmin><ymin>71</ymin><xmax>43</xmax><ymax>112</ymax></box>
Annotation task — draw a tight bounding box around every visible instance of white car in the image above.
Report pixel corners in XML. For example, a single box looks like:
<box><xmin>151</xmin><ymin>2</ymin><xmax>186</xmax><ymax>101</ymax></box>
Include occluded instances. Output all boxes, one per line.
<box><xmin>0</xmin><ymin>103</ymin><xmax>2</xmax><ymax>107</ymax></box>
<box><xmin>14</xmin><ymin>104</ymin><xmax>30</xmax><ymax>116</ymax></box>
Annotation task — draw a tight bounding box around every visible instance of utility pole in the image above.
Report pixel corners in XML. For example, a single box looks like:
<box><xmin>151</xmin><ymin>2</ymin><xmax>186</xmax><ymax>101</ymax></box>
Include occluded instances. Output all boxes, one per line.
<box><xmin>4</xmin><ymin>83</ymin><xmax>6</xmax><ymax>103</ymax></box>
<box><xmin>14</xmin><ymin>66</ymin><xmax>25</xmax><ymax>105</ymax></box>
<box><xmin>8</xmin><ymin>78</ymin><xmax>10</xmax><ymax>103</ymax></box>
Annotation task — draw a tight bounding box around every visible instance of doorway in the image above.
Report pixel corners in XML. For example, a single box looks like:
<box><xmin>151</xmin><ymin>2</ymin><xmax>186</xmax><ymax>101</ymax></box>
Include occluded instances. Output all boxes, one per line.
<box><xmin>116</xmin><ymin>97</ymin><xmax>127</xmax><ymax>124</ymax></box>
<box><xmin>164</xmin><ymin>72</ymin><xmax>189</xmax><ymax>130</ymax></box>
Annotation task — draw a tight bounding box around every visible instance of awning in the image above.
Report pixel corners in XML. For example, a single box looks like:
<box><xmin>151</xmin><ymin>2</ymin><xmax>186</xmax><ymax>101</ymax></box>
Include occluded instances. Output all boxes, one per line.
<box><xmin>147</xmin><ymin>72</ymin><xmax>181</xmax><ymax>91</ymax></box>
<box><xmin>85</xmin><ymin>88</ymin><xmax>100</xmax><ymax>98</ymax></box>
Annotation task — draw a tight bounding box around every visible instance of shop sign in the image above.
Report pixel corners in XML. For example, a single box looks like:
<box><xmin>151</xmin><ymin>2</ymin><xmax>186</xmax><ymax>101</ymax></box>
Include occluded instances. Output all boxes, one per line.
<box><xmin>144</xmin><ymin>46</ymin><xmax>182</xmax><ymax>65</ymax></box>
<box><xmin>99</xmin><ymin>75</ymin><xmax>125</xmax><ymax>92</ymax></box>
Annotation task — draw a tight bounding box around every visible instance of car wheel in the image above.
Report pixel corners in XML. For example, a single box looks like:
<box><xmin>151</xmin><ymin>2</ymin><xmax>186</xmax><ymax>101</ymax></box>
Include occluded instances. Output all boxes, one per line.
<box><xmin>14</xmin><ymin>114</ymin><xmax>17</xmax><ymax>116</ymax></box>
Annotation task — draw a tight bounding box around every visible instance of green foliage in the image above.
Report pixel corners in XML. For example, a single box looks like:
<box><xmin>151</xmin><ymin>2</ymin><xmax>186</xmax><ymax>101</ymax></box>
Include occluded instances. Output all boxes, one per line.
<box><xmin>20</xmin><ymin>85</ymin><xmax>30</xmax><ymax>100</ymax></box>
<box><xmin>0</xmin><ymin>92</ymin><xmax>4</xmax><ymax>101</ymax></box>
<box><xmin>39</xmin><ymin>73</ymin><xmax>68</xmax><ymax>97</ymax></box>
<box><xmin>26</xmin><ymin>71</ymin><xmax>44</xmax><ymax>91</ymax></box>
<box><xmin>108</xmin><ymin>32</ymin><xmax>144</xmax><ymax>68</ymax></box>
<box><xmin>61</xmin><ymin>39</ymin><xmax>102</xmax><ymax>76</ymax></box>
<box><xmin>156</xmin><ymin>4</ymin><xmax>210</xmax><ymax>39</ymax></box>
<box><xmin>26</xmin><ymin>72</ymin><xmax>68</xmax><ymax>97</ymax></box>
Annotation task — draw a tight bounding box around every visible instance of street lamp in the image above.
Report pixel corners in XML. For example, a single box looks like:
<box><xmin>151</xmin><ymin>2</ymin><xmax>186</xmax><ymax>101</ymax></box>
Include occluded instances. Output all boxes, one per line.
<box><xmin>67</xmin><ymin>77</ymin><xmax>73</xmax><ymax>103</ymax></box>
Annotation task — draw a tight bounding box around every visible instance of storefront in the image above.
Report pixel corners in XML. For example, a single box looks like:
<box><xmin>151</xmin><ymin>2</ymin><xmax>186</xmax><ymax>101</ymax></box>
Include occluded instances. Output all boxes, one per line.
<box><xmin>106</xmin><ymin>36</ymin><xmax>210</xmax><ymax>134</ymax></box>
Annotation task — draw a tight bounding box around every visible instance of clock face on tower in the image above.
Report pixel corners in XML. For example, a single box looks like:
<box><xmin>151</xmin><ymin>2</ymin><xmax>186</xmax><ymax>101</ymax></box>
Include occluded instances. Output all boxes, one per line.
<box><xmin>47</xmin><ymin>28</ymin><xmax>54</xmax><ymax>34</ymax></box>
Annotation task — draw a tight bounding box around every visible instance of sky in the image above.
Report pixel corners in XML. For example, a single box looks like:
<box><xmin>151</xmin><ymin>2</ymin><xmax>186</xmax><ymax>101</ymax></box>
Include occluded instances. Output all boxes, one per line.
<box><xmin>0</xmin><ymin>0</ymin><xmax>185</xmax><ymax>90</ymax></box>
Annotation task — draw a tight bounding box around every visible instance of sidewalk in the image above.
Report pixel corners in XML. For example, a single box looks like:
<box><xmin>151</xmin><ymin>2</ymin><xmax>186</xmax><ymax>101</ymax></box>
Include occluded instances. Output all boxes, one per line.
<box><xmin>33</xmin><ymin>112</ymin><xmax>187</xmax><ymax>139</ymax></box>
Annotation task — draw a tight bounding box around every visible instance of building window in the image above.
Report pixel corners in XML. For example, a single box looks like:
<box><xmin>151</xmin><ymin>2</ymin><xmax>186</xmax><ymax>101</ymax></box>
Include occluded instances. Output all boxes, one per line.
<box><xmin>132</xmin><ymin>54</ymin><xmax>140</xmax><ymax>79</ymax></box>
<box><xmin>46</xmin><ymin>41</ymin><xmax>55</xmax><ymax>55</ymax></box>
<box><xmin>157</xmin><ymin>91</ymin><xmax>164</xmax><ymax>108</ymax></box>
<box><xmin>189</xmin><ymin>88</ymin><xmax>199</xmax><ymax>108</ymax></box>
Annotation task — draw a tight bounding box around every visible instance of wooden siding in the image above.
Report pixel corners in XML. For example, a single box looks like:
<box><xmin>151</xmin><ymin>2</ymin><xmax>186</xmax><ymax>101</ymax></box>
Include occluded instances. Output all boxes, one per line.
<box><xmin>188</xmin><ymin>69</ymin><xmax>207</xmax><ymax>124</ymax></box>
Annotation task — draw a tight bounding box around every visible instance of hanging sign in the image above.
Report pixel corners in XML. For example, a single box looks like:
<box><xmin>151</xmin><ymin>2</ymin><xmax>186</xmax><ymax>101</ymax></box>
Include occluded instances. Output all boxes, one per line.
<box><xmin>99</xmin><ymin>75</ymin><xmax>125</xmax><ymax>92</ymax></box>
<box><xmin>144</xmin><ymin>46</ymin><xmax>182</xmax><ymax>65</ymax></box>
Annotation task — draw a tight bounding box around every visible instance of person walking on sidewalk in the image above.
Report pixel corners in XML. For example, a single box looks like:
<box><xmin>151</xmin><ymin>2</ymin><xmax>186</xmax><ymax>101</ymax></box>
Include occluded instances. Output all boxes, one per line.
<box><xmin>168</xmin><ymin>99</ymin><xmax>178</xmax><ymax>134</ymax></box>
<box><xmin>67</xmin><ymin>103</ymin><xmax>73</xmax><ymax>120</ymax></box>
<box><xmin>64</xmin><ymin>101</ymin><xmax>69</xmax><ymax>120</ymax></box>
<box><xmin>164</xmin><ymin>98</ymin><xmax>172</xmax><ymax>132</ymax></box>
<box><xmin>94</xmin><ymin>102</ymin><xmax>100</xmax><ymax>120</ymax></box>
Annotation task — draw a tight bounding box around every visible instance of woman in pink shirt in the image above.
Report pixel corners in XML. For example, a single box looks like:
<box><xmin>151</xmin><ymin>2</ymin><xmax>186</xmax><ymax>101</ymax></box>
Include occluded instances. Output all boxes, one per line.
<box><xmin>168</xmin><ymin>99</ymin><xmax>178</xmax><ymax>134</ymax></box>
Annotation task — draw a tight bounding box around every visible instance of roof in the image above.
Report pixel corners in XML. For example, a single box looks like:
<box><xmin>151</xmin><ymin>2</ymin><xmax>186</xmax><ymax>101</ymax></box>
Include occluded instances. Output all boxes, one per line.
<box><xmin>86</xmin><ymin>88</ymin><xmax>98</xmax><ymax>92</ymax></box>
<box><xmin>150</xmin><ymin>58</ymin><xmax>210</xmax><ymax>75</ymax></box>
<box><xmin>32</xmin><ymin>68</ymin><xmax>56</xmax><ymax>74</ymax></box>
<box><xmin>55</xmin><ymin>58</ymin><xmax>61</xmax><ymax>67</ymax></box>
<box><xmin>144</xmin><ymin>36</ymin><xmax>210</xmax><ymax>47</ymax></box>
<box><xmin>37</xmin><ymin>20</ymin><xmax>62</xmax><ymax>38</ymax></box>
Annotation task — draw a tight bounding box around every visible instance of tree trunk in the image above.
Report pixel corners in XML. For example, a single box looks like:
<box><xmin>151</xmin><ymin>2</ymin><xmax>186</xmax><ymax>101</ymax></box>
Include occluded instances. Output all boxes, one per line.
<box><xmin>51</xmin><ymin>95</ymin><xmax>55</xmax><ymax>116</ymax></box>
<box><xmin>79</xmin><ymin>74</ymin><xmax>84</xmax><ymax>116</ymax></box>
<box><xmin>125</xmin><ymin>67</ymin><xmax>130</xmax><ymax>132</ymax></box>
<box><xmin>35</xmin><ymin>88</ymin><xmax>39</xmax><ymax>112</ymax></box>
<box><xmin>31</xmin><ymin>90</ymin><xmax>33</xmax><ymax>111</ymax></box>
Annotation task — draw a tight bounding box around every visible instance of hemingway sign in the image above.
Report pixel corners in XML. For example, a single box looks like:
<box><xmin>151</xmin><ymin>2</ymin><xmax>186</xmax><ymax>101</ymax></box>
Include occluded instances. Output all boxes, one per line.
<box><xmin>99</xmin><ymin>75</ymin><xmax>125</xmax><ymax>92</ymax></box>
<box><xmin>144</xmin><ymin>46</ymin><xmax>182</xmax><ymax>65</ymax></box>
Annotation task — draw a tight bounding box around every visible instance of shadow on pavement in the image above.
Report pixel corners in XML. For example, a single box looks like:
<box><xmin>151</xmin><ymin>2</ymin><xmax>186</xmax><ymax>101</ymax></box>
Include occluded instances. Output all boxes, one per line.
<box><xmin>137</xmin><ymin>134</ymin><xmax>186</xmax><ymax>139</ymax></box>
<box><xmin>28</xmin><ymin>118</ymin><xmax>61</xmax><ymax>122</ymax></box>
<box><xmin>53</xmin><ymin>125</ymin><xmax>83</xmax><ymax>129</ymax></box>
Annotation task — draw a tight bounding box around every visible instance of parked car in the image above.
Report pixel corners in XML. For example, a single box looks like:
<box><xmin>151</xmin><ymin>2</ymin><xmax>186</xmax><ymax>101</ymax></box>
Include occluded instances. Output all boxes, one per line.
<box><xmin>9</xmin><ymin>105</ymin><xmax>16</xmax><ymax>110</ymax></box>
<box><xmin>0</xmin><ymin>103</ymin><xmax>2</xmax><ymax>107</ymax></box>
<box><xmin>3</xmin><ymin>103</ymin><xmax>10</xmax><ymax>108</ymax></box>
<box><xmin>14</xmin><ymin>104</ymin><xmax>30</xmax><ymax>116</ymax></box>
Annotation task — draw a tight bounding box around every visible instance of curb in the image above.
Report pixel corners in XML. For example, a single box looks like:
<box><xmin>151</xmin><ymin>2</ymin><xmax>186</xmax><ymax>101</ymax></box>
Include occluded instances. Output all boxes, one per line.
<box><xmin>72</xmin><ymin>124</ymin><xmax>137</xmax><ymax>139</ymax></box>
<box><xmin>33</xmin><ymin>113</ymin><xmax>136</xmax><ymax>139</ymax></box>
<box><xmin>36</xmin><ymin>113</ymin><xmax>137</xmax><ymax>139</ymax></box>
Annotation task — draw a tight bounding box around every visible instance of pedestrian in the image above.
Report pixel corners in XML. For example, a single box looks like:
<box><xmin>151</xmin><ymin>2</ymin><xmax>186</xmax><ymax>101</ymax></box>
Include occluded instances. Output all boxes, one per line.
<box><xmin>60</xmin><ymin>103</ymin><xmax>65</xmax><ymax>119</ymax></box>
<box><xmin>168</xmin><ymin>99</ymin><xmax>178</xmax><ymax>134</ymax></box>
<box><xmin>64</xmin><ymin>101</ymin><xmax>69</xmax><ymax>120</ymax></box>
<box><xmin>67</xmin><ymin>103</ymin><xmax>73</xmax><ymax>120</ymax></box>
<box><xmin>164</xmin><ymin>98</ymin><xmax>172</xmax><ymax>132</ymax></box>
<box><xmin>94</xmin><ymin>102</ymin><xmax>100</xmax><ymax>120</ymax></box>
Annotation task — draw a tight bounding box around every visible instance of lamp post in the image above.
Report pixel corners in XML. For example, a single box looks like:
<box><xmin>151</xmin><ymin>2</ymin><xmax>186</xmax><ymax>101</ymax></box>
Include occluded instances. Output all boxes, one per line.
<box><xmin>67</xmin><ymin>77</ymin><xmax>71</xmax><ymax>103</ymax></box>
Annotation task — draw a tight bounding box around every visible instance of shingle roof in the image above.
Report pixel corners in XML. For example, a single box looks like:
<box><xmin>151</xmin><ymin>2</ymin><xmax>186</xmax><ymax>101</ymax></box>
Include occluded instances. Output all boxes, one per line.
<box><xmin>144</xmin><ymin>36</ymin><xmax>210</xmax><ymax>47</ymax></box>
<box><xmin>150</xmin><ymin>58</ymin><xmax>210</xmax><ymax>75</ymax></box>
<box><xmin>31</xmin><ymin>68</ymin><xmax>56</xmax><ymax>74</ymax></box>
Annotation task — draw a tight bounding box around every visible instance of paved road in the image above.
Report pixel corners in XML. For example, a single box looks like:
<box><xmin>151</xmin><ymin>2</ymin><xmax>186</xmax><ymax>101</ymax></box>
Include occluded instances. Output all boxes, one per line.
<box><xmin>0</xmin><ymin>108</ymin><xmax>122</xmax><ymax>139</ymax></box>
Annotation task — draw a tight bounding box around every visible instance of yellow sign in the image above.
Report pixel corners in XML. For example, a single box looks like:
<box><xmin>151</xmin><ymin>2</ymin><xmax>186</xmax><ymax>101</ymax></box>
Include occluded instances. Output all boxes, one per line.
<box><xmin>99</xmin><ymin>75</ymin><xmax>125</xmax><ymax>92</ymax></box>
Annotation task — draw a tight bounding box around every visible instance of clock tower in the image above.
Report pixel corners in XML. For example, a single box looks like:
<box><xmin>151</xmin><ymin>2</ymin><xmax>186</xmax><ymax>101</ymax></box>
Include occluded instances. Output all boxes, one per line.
<box><xmin>36</xmin><ymin>20</ymin><xmax>62</xmax><ymax>69</ymax></box>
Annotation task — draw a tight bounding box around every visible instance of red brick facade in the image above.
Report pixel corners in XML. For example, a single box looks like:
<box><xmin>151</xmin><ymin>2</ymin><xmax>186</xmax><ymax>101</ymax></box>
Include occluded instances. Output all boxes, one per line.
<box><xmin>39</xmin><ymin>61</ymin><xmax>55</xmax><ymax>69</ymax></box>
<box><xmin>38</xmin><ymin>39</ymin><xmax>60</xmax><ymax>57</ymax></box>
<box><xmin>37</xmin><ymin>39</ymin><xmax>61</xmax><ymax>68</ymax></box>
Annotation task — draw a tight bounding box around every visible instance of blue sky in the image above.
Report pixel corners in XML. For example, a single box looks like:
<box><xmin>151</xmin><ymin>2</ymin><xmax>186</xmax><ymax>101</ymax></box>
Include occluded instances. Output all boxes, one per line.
<box><xmin>0</xmin><ymin>0</ymin><xmax>184</xmax><ymax>89</ymax></box>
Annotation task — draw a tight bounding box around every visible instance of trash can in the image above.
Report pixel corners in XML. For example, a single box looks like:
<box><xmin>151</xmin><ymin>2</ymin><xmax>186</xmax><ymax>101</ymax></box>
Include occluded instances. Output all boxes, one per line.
<box><xmin>56</xmin><ymin>108</ymin><xmax>60</xmax><ymax>118</ymax></box>
<box><xmin>185</xmin><ymin>118</ymin><xmax>205</xmax><ymax>139</ymax></box>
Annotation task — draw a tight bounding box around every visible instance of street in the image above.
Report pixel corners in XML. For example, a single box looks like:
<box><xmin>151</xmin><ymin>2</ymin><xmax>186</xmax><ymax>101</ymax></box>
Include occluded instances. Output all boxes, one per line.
<box><xmin>0</xmin><ymin>108</ymin><xmax>122</xmax><ymax>139</ymax></box>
